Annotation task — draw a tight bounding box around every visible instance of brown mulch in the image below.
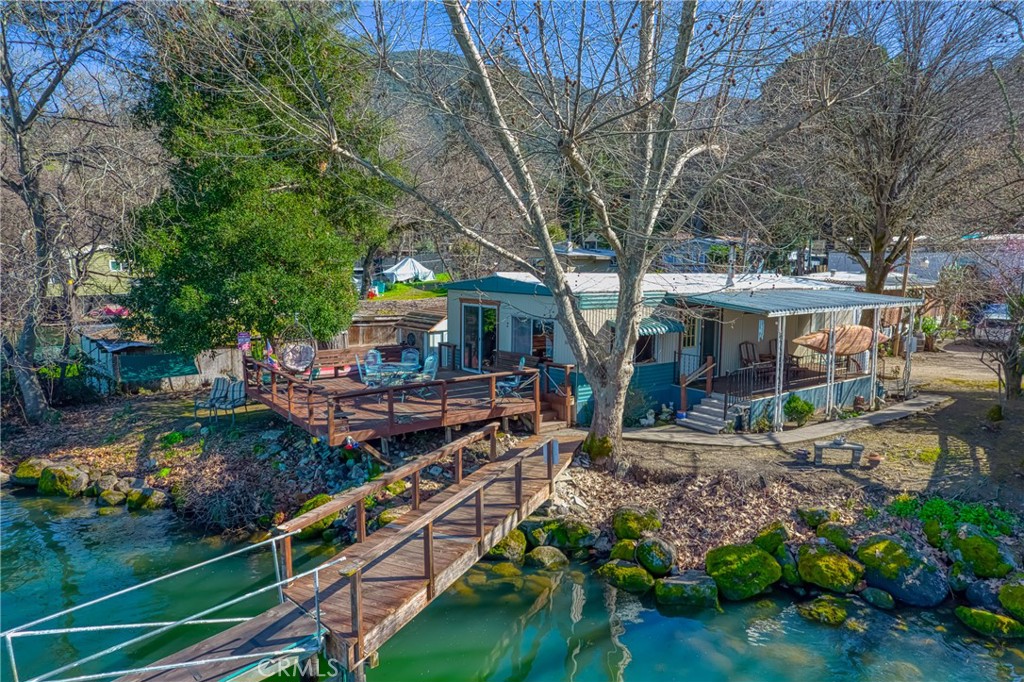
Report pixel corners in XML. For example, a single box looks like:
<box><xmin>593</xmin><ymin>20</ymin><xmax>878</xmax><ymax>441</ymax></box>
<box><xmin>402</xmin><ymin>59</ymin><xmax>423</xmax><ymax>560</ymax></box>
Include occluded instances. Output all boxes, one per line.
<box><xmin>557</xmin><ymin>464</ymin><xmax>873</xmax><ymax>569</ymax></box>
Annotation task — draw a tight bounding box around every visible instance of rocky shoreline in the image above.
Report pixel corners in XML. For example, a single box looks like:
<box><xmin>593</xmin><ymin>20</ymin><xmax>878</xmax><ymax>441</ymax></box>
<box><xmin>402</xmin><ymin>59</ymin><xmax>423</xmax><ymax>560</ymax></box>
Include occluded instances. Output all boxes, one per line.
<box><xmin>453</xmin><ymin>487</ymin><xmax>1024</xmax><ymax>642</ymax></box>
<box><xmin>8</xmin><ymin>456</ymin><xmax>170</xmax><ymax>512</ymax></box>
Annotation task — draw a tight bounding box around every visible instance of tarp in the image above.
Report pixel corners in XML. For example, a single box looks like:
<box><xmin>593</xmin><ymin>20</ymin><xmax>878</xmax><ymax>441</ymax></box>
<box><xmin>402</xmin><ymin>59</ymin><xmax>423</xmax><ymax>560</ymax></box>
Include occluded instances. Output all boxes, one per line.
<box><xmin>792</xmin><ymin>325</ymin><xmax>889</xmax><ymax>356</ymax></box>
<box><xmin>382</xmin><ymin>257</ymin><xmax>435</xmax><ymax>284</ymax></box>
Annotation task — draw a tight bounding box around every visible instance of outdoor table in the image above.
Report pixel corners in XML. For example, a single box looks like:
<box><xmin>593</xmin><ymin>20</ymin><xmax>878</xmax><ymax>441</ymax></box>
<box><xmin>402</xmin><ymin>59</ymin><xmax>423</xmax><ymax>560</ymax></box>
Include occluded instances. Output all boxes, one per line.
<box><xmin>813</xmin><ymin>440</ymin><xmax>864</xmax><ymax>466</ymax></box>
<box><xmin>378</xmin><ymin>361</ymin><xmax>420</xmax><ymax>383</ymax></box>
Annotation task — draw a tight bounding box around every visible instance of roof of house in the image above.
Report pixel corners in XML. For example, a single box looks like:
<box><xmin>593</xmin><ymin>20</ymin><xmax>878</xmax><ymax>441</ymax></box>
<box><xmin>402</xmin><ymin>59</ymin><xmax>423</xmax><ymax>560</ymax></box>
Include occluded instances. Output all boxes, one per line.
<box><xmin>398</xmin><ymin>311</ymin><xmax>447</xmax><ymax>333</ymax></box>
<box><xmin>685</xmin><ymin>288</ymin><xmax>923</xmax><ymax>317</ymax></box>
<box><xmin>446</xmin><ymin>271</ymin><xmax>847</xmax><ymax>298</ymax></box>
<box><xmin>78</xmin><ymin>324</ymin><xmax>154</xmax><ymax>352</ymax></box>
<box><xmin>803</xmin><ymin>271</ymin><xmax>938</xmax><ymax>290</ymax></box>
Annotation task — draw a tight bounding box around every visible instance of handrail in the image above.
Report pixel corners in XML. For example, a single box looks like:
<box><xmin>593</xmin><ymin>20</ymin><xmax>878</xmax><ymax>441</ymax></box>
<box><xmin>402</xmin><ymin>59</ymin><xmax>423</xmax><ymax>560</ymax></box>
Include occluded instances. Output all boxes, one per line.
<box><xmin>677</xmin><ymin>355</ymin><xmax>714</xmax><ymax>412</ymax></box>
<box><xmin>276</xmin><ymin>424</ymin><xmax>498</xmax><ymax>535</ymax></box>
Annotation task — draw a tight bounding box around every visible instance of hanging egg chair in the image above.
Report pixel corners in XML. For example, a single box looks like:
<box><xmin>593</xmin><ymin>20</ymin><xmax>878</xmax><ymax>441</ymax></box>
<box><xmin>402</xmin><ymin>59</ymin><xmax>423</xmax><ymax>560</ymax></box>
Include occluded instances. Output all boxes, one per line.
<box><xmin>278</xmin><ymin>314</ymin><xmax>317</xmax><ymax>375</ymax></box>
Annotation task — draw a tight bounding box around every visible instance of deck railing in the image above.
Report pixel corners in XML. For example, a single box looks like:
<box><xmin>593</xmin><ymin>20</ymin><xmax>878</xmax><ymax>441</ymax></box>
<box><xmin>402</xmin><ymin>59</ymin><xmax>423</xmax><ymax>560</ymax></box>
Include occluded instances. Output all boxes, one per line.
<box><xmin>244</xmin><ymin>358</ymin><xmax>541</xmax><ymax>445</ymax></box>
<box><xmin>272</xmin><ymin>424</ymin><xmax>500</xmax><ymax>579</ymax></box>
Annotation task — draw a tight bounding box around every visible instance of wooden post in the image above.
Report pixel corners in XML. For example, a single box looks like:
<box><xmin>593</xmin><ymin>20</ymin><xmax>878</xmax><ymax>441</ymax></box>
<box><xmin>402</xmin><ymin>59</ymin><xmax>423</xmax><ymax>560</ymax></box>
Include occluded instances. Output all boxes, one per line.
<box><xmin>563</xmin><ymin>365</ymin><xmax>574</xmax><ymax>427</ymax></box>
<box><xmin>412</xmin><ymin>470</ymin><xmax>420</xmax><ymax>510</ymax></box>
<box><xmin>455</xmin><ymin>447</ymin><xmax>463</xmax><ymax>484</ymax></box>
<box><xmin>356</xmin><ymin>501</ymin><xmax>366</xmax><ymax>543</ymax></box>
<box><xmin>271</xmin><ymin>370</ymin><xmax>277</xmax><ymax>398</ymax></box>
<box><xmin>327</xmin><ymin>401</ymin><xmax>336</xmax><ymax>448</ymax></box>
<box><xmin>532</xmin><ymin>374</ymin><xmax>541</xmax><ymax>435</ymax></box>
<box><xmin>282</xmin><ymin>536</ymin><xmax>293</xmax><ymax>580</ymax></box>
<box><xmin>489</xmin><ymin>429</ymin><xmax>498</xmax><ymax>461</ymax></box>
<box><xmin>705</xmin><ymin>356</ymin><xmax>714</xmax><ymax>393</ymax></box>
<box><xmin>351</xmin><ymin>569</ymin><xmax>363</xmax><ymax>660</ymax></box>
<box><xmin>387</xmin><ymin>389</ymin><xmax>395</xmax><ymax>428</ymax></box>
<box><xmin>424</xmin><ymin>522</ymin><xmax>435</xmax><ymax>600</ymax></box>
<box><xmin>489</xmin><ymin>374</ymin><xmax>496</xmax><ymax>407</ymax></box>
<box><xmin>475</xmin><ymin>489</ymin><xmax>484</xmax><ymax>553</ymax></box>
<box><xmin>287</xmin><ymin>381</ymin><xmax>294</xmax><ymax>419</ymax></box>
<box><xmin>680</xmin><ymin>377</ymin><xmax>687</xmax><ymax>413</ymax></box>
<box><xmin>440</xmin><ymin>383</ymin><xmax>448</xmax><ymax>426</ymax></box>
<box><xmin>515</xmin><ymin>460</ymin><xmax>523</xmax><ymax>516</ymax></box>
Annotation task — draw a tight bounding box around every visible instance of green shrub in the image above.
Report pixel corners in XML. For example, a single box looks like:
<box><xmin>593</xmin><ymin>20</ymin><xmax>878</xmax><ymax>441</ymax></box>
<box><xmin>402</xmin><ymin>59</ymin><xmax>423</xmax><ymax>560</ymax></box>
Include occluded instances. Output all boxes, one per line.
<box><xmin>160</xmin><ymin>431</ymin><xmax>186</xmax><ymax>447</ymax></box>
<box><xmin>783</xmin><ymin>395</ymin><xmax>815</xmax><ymax>426</ymax></box>
<box><xmin>987</xmin><ymin>404</ymin><xmax>1004</xmax><ymax>422</ymax></box>
<box><xmin>886</xmin><ymin>494</ymin><xmax>1019</xmax><ymax>537</ymax></box>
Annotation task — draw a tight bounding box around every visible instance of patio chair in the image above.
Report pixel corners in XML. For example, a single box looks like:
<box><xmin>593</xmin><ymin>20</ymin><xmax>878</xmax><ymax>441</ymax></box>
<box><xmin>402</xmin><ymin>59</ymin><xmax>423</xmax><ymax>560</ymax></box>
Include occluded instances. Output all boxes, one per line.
<box><xmin>194</xmin><ymin>377</ymin><xmax>229</xmax><ymax>418</ymax></box>
<box><xmin>768</xmin><ymin>338</ymin><xmax>799</xmax><ymax>366</ymax></box>
<box><xmin>355</xmin><ymin>355</ymin><xmax>380</xmax><ymax>388</ymax></box>
<box><xmin>401</xmin><ymin>347</ymin><xmax>420</xmax><ymax>366</ymax></box>
<box><xmin>212</xmin><ymin>380</ymin><xmax>248</xmax><ymax>424</ymax></box>
<box><xmin>365</xmin><ymin>349</ymin><xmax>383</xmax><ymax>382</ymax></box>
<box><xmin>739</xmin><ymin>342</ymin><xmax>759</xmax><ymax>368</ymax></box>
<box><xmin>407</xmin><ymin>352</ymin><xmax>439</xmax><ymax>399</ymax></box>
<box><xmin>495</xmin><ymin>357</ymin><xmax>528</xmax><ymax>400</ymax></box>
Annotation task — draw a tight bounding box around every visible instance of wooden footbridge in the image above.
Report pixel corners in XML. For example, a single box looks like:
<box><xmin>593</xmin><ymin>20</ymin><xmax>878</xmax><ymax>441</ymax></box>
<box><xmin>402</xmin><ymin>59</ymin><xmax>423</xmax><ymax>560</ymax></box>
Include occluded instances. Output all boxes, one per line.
<box><xmin>2</xmin><ymin>425</ymin><xmax>577</xmax><ymax>682</ymax></box>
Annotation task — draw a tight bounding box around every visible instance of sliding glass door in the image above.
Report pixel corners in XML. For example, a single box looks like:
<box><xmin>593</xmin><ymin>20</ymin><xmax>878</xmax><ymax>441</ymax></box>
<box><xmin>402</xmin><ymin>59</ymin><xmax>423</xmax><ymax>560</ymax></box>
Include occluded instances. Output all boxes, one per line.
<box><xmin>462</xmin><ymin>304</ymin><xmax>497</xmax><ymax>371</ymax></box>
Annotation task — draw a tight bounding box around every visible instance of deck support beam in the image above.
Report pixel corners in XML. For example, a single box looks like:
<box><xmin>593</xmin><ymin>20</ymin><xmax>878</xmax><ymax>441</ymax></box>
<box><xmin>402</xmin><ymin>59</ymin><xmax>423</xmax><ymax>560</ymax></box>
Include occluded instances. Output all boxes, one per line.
<box><xmin>869</xmin><ymin>307</ymin><xmax>881</xmax><ymax>410</ymax></box>
<box><xmin>772</xmin><ymin>317</ymin><xmax>786</xmax><ymax>432</ymax></box>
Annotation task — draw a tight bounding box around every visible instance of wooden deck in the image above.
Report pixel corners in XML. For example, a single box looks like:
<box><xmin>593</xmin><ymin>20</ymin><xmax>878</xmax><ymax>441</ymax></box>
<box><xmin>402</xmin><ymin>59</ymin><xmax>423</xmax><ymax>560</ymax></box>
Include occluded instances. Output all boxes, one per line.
<box><xmin>245</xmin><ymin>359</ymin><xmax>546</xmax><ymax>446</ymax></box>
<box><xmin>115</xmin><ymin>429</ymin><xmax>578</xmax><ymax>682</ymax></box>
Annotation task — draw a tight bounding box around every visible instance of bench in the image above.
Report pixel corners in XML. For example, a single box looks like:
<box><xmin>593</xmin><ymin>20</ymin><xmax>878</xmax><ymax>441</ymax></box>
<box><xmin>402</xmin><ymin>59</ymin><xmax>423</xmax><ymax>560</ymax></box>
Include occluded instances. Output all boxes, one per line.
<box><xmin>814</xmin><ymin>440</ymin><xmax>864</xmax><ymax>466</ymax></box>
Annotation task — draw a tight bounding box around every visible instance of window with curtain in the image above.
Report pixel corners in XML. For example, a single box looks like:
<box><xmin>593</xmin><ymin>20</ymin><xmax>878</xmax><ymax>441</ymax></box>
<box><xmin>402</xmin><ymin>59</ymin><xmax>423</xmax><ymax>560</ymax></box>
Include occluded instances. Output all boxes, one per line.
<box><xmin>511</xmin><ymin>316</ymin><xmax>554</xmax><ymax>359</ymax></box>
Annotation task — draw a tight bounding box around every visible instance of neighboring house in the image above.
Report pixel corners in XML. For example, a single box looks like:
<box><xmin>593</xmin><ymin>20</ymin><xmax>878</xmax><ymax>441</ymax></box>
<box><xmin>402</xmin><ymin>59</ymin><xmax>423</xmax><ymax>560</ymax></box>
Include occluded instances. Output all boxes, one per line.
<box><xmin>446</xmin><ymin>272</ymin><xmax>921</xmax><ymax>433</ymax></box>
<box><xmin>527</xmin><ymin>241</ymin><xmax>617</xmax><ymax>272</ymax></box>
<box><xmin>803</xmin><ymin>270</ymin><xmax>941</xmax><ymax>322</ymax></box>
<box><xmin>79</xmin><ymin>325</ymin><xmax>240</xmax><ymax>394</ymax></box>
<box><xmin>47</xmin><ymin>244</ymin><xmax>132</xmax><ymax>298</ymax></box>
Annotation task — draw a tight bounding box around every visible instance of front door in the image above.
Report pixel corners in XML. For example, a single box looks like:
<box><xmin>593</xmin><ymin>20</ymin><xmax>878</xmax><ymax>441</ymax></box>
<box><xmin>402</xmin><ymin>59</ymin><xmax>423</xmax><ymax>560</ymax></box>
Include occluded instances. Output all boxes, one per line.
<box><xmin>701</xmin><ymin>313</ymin><xmax>721</xmax><ymax>376</ymax></box>
<box><xmin>462</xmin><ymin>304</ymin><xmax>498</xmax><ymax>372</ymax></box>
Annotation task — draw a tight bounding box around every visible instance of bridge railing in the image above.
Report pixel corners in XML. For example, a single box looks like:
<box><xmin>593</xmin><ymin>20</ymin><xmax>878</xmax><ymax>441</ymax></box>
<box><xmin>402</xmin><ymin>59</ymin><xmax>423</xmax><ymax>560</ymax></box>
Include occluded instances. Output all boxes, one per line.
<box><xmin>0</xmin><ymin>529</ymin><xmax>340</xmax><ymax>682</ymax></box>
<box><xmin>332</xmin><ymin>437</ymin><xmax>560</xmax><ymax>667</ymax></box>
<box><xmin>273</xmin><ymin>423</ymin><xmax>500</xmax><ymax>578</ymax></box>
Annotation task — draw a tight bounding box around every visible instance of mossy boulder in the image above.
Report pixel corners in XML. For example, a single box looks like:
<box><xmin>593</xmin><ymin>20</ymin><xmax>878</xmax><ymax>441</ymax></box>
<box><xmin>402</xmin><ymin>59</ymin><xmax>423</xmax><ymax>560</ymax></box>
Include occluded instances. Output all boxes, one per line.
<box><xmin>949</xmin><ymin>561</ymin><xmax>975</xmax><ymax>592</ymax></box>
<box><xmin>797</xmin><ymin>507</ymin><xmax>839</xmax><ymax>528</ymax></box>
<box><xmin>955</xmin><ymin>606</ymin><xmax>1024</xmax><ymax>639</ymax></box>
<box><xmin>774</xmin><ymin>545</ymin><xmax>802</xmax><ymax>588</ymax></box>
<box><xmin>796</xmin><ymin>595</ymin><xmax>848</xmax><ymax>626</ymax></box>
<box><xmin>998</xmin><ymin>580</ymin><xmax>1024</xmax><ymax>621</ymax></box>
<box><xmin>383</xmin><ymin>480</ymin><xmax>408</xmax><ymax>497</ymax></box>
<box><xmin>125</xmin><ymin>487</ymin><xmax>169</xmax><ymax>511</ymax></box>
<box><xmin>525</xmin><ymin>545</ymin><xmax>568</xmax><ymax>570</ymax></box>
<box><xmin>294</xmin><ymin>494</ymin><xmax>337</xmax><ymax>540</ymax></box>
<box><xmin>797</xmin><ymin>544</ymin><xmax>864</xmax><ymax>593</ymax></box>
<box><xmin>612</xmin><ymin>506</ymin><xmax>662</xmax><ymax>540</ymax></box>
<box><xmin>97</xmin><ymin>490</ymin><xmax>126</xmax><ymax>507</ymax></box>
<box><xmin>487</xmin><ymin>529</ymin><xmax>527</xmax><ymax>564</ymax></box>
<box><xmin>490</xmin><ymin>562</ymin><xmax>523</xmax><ymax>578</ymax></box>
<box><xmin>860</xmin><ymin>587</ymin><xmax>895</xmax><ymax>610</ymax></box>
<box><xmin>610</xmin><ymin>539</ymin><xmax>638</xmax><ymax>561</ymax></box>
<box><xmin>595</xmin><ymin>559</ymin><xmax>655</xmax><ymax>594</ymax></box>
<box><xmin>705</xmin><ymin>544</ymin><xmax>781</xmax><ymax>601</ymax></box>
<box><xmin>635</xmin><ymin>537</ymin><xmax>676</xmax><ymax>577</ymax></box>
<box><xmin>654</xmin><ymin>570</ymin><xmax>719</xmax><ymax>609</ymax></box>
<box><xmin>815</xmin><ymin>522</ymin><xmax>852</xmax><ymax>553</ymax></box>
<box><xmin>855</xmin><ymin>534</ymin><xmax>947</xmax><ymax>607</ymax></box>
<box><xmin>374</xmin><ymin>504</ymin><xmax>411</xmax><ymax>530</ymax></box>
<box><xmin>923</xmin><ymin>518</ymin><xmax>944</xmax><ymax>548</ymax></box>
<box><xmin>547</xmin><ymin>519</ymin><xmax>599</xmax><ymax>552</ymax></box>
<box><xmin>11</xmin><ymin>458</ymin><xmax>53</xmax><ymax>486</ymax></box>
<box><xmin>966</xmin><ymin>579</ymin><xmax>1002</xmax><ymax>611</ymax></box>
<box><xmin>949</xmin><ymin>524</ymin><xmax>1015</xmax><ymax>579</ymax></box>
<box><xmin>37</xmin><ymin>465</ymin><xmax>90</xmax><ymax>497</ymax></box>
<box><xmin>752</xmin><ymin>521</ymin><xmax>790</xmax><ymax>555</ymax></box>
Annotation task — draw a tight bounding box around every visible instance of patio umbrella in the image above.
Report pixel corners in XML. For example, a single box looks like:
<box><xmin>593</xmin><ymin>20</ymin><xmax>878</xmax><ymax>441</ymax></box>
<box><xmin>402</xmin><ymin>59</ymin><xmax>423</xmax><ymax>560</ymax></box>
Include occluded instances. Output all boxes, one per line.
<box><xmin>792</xmin><ymin>325</ymin><xmax>889</xmax><ymax>356</ymax></box>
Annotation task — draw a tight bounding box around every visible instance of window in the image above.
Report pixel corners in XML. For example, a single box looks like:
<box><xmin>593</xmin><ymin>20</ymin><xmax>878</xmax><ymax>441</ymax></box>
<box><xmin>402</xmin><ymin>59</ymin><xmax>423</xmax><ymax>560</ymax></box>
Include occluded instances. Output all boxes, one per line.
<box><xmin>634</xmin><ymin>335</ymin><xmax>656</xmax><ymax>364</ymax></box>
<box><xmin>511</xmin><ymin>316</ymin><xmax>554</xmax><ymax>359</ymax></box>
<box><xmin>109</xmin><ymin>260</ymin><xmax>124</xmax><ymax>272</ymax></box>
<box><xmin>680</xmin><ymin>315</ymin><xmax>698</xmax><ymax>347</ymax></box>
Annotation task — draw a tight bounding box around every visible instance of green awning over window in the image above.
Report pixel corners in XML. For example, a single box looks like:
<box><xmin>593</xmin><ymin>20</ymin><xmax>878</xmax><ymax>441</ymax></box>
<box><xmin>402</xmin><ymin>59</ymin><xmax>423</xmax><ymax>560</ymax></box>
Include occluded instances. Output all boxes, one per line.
<box><xmin>685</xmin><ymin>289</ymin><xmax>922</xmax><ymax>317</ymax></box>
<box><xmin>610</xmin><ymin>316</ymin><xmax>686</xmax><ymax>336</ymax></box>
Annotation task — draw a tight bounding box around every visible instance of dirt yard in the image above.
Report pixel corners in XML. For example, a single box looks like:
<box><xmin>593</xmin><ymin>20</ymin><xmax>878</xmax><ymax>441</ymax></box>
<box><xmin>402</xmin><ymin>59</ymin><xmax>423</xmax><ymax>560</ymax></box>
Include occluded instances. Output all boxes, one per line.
<box><xmin>624</xmin><ymin>342</ymin><xmax>1024</xmax><ymax>511</ymax></box>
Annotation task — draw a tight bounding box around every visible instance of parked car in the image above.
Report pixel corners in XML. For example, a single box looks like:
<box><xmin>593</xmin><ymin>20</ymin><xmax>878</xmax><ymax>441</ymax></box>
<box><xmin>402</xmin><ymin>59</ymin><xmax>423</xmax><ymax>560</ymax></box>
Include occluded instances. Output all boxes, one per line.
<box><xmin>973</xmin><ymin>304</ymin><xmax>1014</xmax><ymax>345</ymax></box>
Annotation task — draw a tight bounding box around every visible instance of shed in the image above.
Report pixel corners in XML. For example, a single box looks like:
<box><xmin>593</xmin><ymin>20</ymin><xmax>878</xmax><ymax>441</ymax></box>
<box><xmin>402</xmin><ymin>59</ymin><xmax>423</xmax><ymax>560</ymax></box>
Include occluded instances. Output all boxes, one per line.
<box><xmin>395</xmin><ymin>311</ymin><xmax>448</xmax><ymax>356</ymax></box>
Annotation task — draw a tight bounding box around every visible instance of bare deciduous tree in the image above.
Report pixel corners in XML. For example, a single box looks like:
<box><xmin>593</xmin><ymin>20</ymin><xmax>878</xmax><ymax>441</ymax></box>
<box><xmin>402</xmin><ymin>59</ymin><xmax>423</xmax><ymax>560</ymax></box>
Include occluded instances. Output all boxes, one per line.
<box><xmin>2</xmin><ymin>1</ymin><xmax>159</xmax><ymax>420</ymax></box>
<box><xmin>141</xmin><ymin>0</ymin><xmax>855</xmax><ymax>455</ymax></box>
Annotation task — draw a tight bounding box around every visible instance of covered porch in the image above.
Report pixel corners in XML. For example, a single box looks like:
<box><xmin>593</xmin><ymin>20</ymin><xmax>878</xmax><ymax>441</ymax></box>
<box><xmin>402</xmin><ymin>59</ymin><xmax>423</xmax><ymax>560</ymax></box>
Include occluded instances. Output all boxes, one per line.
<box><xmin>680</xmin><ymin>288</ymin><xmax>923</xmax><ymax>431</ymax></box>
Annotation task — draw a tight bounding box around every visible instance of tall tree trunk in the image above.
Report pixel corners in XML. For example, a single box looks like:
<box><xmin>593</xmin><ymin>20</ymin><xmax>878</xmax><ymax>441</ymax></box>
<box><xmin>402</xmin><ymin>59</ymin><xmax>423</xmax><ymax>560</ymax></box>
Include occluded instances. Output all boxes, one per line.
<box><xmin>1005</xmin><ymin>341</ymin><xmax>1023</xmax><ymax>401</ymax></box>
<box><xmin>583</xmin><ymin>361</ymin><xmax>633</xmax><ymax>464</ymax></box>
<box><xmin>360</xmin><ymin>243</ymin><xmax>380</xmax><ymax>299</ymax></box>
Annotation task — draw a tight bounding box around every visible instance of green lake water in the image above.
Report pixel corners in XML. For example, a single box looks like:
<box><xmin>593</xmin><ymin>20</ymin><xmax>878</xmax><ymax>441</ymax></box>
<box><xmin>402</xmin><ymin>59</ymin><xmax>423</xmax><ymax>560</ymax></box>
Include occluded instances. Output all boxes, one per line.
<box><xmin>2</xmin><ymin>489</ymin><xmax>1022</xmax><ymax>682</ymax></box>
